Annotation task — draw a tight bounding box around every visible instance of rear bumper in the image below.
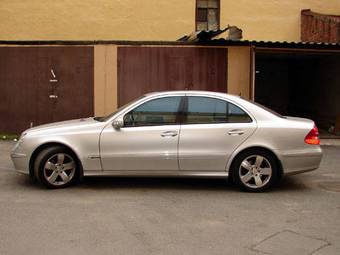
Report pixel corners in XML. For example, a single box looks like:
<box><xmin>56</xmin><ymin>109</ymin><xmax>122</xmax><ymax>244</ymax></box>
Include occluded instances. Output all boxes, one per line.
<box><xmin>276</xmin><ymin>147</ymin><xmax>323</xmax><ymax>175</ymax></box>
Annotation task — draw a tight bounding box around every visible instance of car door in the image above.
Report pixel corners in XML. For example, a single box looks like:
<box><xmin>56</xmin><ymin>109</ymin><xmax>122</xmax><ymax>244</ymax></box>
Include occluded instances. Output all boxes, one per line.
<box><xmin>100</xmin><ymin>96</ymin><xmax>183</xmax><ymax>171</ymax></box>
<box><xmin>178</xmin><ymin>95</ymin><xmax>257</xmax><ymax>171</ymax></box>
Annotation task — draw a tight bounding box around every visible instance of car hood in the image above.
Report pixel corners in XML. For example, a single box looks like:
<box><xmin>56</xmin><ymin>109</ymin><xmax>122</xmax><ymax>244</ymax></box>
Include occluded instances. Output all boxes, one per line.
<box><xmin>24</xmin><ymin>117</ymin><xmax>104</xmax><ymax>136</ymax></box>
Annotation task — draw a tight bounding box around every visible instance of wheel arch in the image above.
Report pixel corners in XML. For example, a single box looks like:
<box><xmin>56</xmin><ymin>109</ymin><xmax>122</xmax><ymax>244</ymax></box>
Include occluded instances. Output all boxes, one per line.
<box><xmin>227</xmin><ymin>146</ymin><xmax>283</xmax><ymax>182</ymax></box>
<box><xmin>29</xmin><ymin>142</ymin><xmax>84</xmax><ymax>178</ymax></box>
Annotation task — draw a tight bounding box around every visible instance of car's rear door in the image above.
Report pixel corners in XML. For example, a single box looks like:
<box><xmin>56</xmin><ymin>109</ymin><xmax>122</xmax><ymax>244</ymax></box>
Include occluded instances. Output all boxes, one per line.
<box><xmin>100</xmin><ymin>95</ymin><xmax>183</xmax><ymax>171</ymax></box>
<box><xmin>178</xmin><ymin>95</ymin><xmax>257</xmax><ymax>171</ymax></box>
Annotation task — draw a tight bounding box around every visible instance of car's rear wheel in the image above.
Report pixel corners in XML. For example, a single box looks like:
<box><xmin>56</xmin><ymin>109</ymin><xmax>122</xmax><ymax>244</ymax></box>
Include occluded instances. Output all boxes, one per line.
<box><xmin>34</xmin><ymin>146</ymin><xmax>79</xmax><ymax>189</ymax></box>
<box><xmin>231</xmin><ymin>149</ymin><xmax>279</xmax><ymax>192</ymax></box>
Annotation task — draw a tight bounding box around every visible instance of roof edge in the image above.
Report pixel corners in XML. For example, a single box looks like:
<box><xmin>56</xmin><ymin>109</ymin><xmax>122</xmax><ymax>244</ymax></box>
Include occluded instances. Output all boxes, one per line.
<box><xmin>0</xmin><ymin>39</ymin><xmax>340</xmax><ymax>50</ymax></box>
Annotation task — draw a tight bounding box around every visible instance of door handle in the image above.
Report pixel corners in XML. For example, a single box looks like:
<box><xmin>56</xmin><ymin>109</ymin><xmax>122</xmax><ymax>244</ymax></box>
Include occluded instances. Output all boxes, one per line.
<box><xmin>49</xmin><ymin>95</ymin><xmax>58</xmax><ymax>99</ymax></box>
<box><xmin>161</xmin><ymin>131</ymin><xmax>178</xmax><ymax>137</ymax></box>
<box><xmin>228</xmin><ymin>129</ymin><xmax>244</xmax><ymax>136</ymax></box>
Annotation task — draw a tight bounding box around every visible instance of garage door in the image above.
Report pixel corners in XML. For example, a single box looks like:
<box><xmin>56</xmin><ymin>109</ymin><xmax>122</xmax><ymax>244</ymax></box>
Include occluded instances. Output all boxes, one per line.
<box><xmin>0</xmin><ymin>46</ymin><xmax>94</xmax><ymax>134</ymax></box>
<box><xmin>118</xmin><ymin>46</ymin><xmax>228</xmax><ymax>106</ymax></box>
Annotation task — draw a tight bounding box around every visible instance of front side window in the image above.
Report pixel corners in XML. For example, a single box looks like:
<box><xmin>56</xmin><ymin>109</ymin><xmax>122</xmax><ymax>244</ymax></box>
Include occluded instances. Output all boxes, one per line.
<box><xmin>185</xmin><ymin>96</ymin><xmax>252</xmax><ymax>124</ymax></box>
<box><xmin>196</xmin><ymin>0</ymin><xmax>220</xmax><ymax>31</ymax></box>
<box><xmin>124</xmin><ymin>97</ymin><xmax>182</xmax><ymax>127</ymax></box>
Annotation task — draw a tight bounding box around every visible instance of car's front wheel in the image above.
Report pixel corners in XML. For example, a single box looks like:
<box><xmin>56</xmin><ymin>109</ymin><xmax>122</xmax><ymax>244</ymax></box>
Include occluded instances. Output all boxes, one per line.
<box><xmin>231</xmin><ymin>149</ymin><xmax>279</xmax><ymax>192</ymax></box>
<box><xmin>34</xmin><ymin>146</ymin><xmax>80</xmax><ymax>189</ymax></box>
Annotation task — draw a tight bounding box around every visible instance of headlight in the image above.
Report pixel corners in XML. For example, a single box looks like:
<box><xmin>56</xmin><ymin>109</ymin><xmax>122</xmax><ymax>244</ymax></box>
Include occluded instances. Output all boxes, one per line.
<box><xmin>12</xmin><ymin>132</ymin><xmax>27</xmax><ymax>152</ymax></box>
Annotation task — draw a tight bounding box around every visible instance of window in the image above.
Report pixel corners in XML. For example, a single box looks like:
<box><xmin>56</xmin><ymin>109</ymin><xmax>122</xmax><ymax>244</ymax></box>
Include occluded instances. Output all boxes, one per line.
<box><xmin>124</xmin><ymin>97</ymin><xmax>182</xmax><ymax>127</ymax></box>
<box><xmin>196</xmin><ymin>0</ymin><xmax>220</xmax><ymax>31</ymax></box>
<box><xmin>185</xmin><ymin>96</ymin><xmax>252</xmax><ymax>124</ymax></box>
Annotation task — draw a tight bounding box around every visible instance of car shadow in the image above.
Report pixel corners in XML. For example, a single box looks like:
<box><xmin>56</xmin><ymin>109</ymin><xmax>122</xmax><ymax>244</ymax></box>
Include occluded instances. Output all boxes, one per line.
<box><xmin>9</xmin><ymin>171</ymin><xmax>311</xmax><ymax>193</ymax></box>
<box><xmin>80</xmin><ymin>176</ymin><xmax>235</xmax><ymax>191</ymax></box>
<box><xmin>77</xmin><ymin>175</ymin><xmax>310</xmax><ymax>193</ymax></box>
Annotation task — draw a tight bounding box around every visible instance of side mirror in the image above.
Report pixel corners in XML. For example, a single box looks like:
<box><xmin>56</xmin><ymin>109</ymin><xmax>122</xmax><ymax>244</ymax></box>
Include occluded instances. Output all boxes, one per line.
<box><xmin>112</xmin><ymin>119</ymin><xmax>124</xmax><ymax>129</ymax></box>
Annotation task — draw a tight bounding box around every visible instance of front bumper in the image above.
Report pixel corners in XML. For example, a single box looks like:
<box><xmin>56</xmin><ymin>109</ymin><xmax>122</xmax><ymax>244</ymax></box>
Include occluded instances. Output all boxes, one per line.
<box><xmin>10</xmin><ymin>140</ymin><xmax>30</xmax><ymax>175</ymax></box>
<box><xmin>276</xmin><ymin>147</ymin><xmax>323</xmax><ymax>175</ymax></box>
<box><xmin>10</xmin><ymin>152</ymin><xmax>29</xmax><ymax>175</ymax></box>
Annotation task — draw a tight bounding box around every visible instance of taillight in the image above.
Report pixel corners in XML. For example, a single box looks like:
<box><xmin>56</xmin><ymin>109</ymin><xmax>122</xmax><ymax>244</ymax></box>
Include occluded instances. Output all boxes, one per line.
<box><xmin>305</xmin><ymin>124</ymin><xmax>320</xmax><ymax>145</ymax></box>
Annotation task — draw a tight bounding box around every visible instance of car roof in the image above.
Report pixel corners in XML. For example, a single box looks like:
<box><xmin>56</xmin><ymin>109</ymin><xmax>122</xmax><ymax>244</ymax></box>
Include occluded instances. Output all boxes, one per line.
<box><xmin>144</xmin><ymin>90</ymin><xmax>241</xmax><ymax>100</ymax></box>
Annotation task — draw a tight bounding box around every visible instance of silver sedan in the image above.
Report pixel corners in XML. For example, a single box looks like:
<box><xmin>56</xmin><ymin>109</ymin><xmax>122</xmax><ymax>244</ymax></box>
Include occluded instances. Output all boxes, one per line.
<box><xmin>11</xmin><ymin>91</ymin><xmax>322</xmax><ymax>191</ymax></box>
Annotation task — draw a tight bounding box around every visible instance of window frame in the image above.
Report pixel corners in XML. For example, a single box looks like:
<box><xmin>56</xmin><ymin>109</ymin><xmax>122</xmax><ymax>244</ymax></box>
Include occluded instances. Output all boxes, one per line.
<box><xmin>182</xmin><ymin>95</ymin><xmax>254</xmax><ymax>125</ymax></box>
<box><xmin>122</xmin><ymin>96</ymin><xmax>185</xmax><ymax>128</ymax></box>
<box><xmin>195</xmin><ymin>0</ymin><xmax>220</xmax><ymax>31</ymax></box>
<box><xmin>116</xmin><ymin>94</ymin><xmax>254</xmax><ymax>128</ymax></box>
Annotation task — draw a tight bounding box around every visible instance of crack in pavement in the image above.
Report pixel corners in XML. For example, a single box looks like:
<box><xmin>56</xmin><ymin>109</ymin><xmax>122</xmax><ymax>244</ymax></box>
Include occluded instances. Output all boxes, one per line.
<box><xmin>249</xmin><ymin>229</ymin><xmax>331</xmax><ymax>255</ymax></box>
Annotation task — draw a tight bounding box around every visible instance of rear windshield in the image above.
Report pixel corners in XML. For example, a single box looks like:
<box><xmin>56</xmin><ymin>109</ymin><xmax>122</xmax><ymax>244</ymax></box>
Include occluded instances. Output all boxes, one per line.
<box><xmin>242</xmin><ymin>98</ymin><xmax>285</xmax><ymax>118</ymax></box>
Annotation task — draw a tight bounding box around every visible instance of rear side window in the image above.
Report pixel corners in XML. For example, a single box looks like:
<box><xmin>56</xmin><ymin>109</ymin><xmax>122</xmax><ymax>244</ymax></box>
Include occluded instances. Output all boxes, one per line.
<box><xmin>124</xmin><ymin>96</ymin><xmax>182</xmax><ymax>127</ymax></box>
<box><xmin>185</xmin><ymin>96</ymin><xmax>252</xmax><ymax>124</ymax></box>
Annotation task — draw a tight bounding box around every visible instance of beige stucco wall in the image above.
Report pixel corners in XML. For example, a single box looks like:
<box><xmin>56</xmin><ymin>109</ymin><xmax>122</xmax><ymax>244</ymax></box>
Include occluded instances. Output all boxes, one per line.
<box><xmin>1</xmin><ymin>1</ymin><xmax>340</xmax><ymax>41</ymax></box>
<box><xmin>227</xmin><ymin>46</ymin><xmax>251</xmax><ymax>99</ymax></box>
<box><xmin>0</xmin><ymin>0</ymin><xmax>194</xmax><ymax>41</ymax></box>
<box><xmin>94</xmin><ymin>45</ymin><xmax>117</xmax><ymax>116</ymax></box>
<box><xmin>220</xmin><ymin>0</ymin><xmax>340</xmax><ymax>42</ymax></box>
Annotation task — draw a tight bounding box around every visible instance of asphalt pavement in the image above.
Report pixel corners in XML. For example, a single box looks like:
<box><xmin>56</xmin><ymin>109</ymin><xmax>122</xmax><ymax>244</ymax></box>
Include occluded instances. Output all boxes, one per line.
<box><xmin>0</xmin><ymin>141</ymin><xmax>339</xmax><ymax>255</ymax></box>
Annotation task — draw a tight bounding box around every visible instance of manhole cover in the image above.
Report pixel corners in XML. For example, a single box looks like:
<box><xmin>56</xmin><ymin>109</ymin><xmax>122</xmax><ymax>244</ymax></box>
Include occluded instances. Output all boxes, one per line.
<box><xmin>318</xmin><ymin>181</ymin><xmax>340</xmax><ymax>192</ymax></box>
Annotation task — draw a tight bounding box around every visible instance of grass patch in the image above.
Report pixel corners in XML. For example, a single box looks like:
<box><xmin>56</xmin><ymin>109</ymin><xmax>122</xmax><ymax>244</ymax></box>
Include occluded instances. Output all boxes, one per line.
<box><xmin>0</xmin><ymin>133</ymin><xmax>19</xmax><ymax>141</ymax></box>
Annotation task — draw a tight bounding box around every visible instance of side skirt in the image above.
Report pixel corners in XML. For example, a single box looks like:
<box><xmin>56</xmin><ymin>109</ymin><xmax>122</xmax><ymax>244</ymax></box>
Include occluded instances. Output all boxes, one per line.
<box><xmin>83</xmin><ymin>170</ymin><xmax>229</xmax><ymax>178</ymax></box>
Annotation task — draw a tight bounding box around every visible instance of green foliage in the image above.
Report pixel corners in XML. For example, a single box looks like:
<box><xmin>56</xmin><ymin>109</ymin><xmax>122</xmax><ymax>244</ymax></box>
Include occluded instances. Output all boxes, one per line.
<box><xmin>0</xmin><ymin>133</ymin><xmax>19</xmax><ymax>141</ymax></box>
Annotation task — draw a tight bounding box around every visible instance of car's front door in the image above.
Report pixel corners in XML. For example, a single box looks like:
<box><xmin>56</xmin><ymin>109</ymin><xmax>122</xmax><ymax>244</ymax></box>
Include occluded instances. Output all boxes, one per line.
<box><xmin>179</xmin><ymin>95</ymin><xmax>257</xmax><ymax>171</ymax></box>
<box><xmin>100</xmin><ymin>96</ymin><xmax>183</xmax><ymax>171</ymax></box>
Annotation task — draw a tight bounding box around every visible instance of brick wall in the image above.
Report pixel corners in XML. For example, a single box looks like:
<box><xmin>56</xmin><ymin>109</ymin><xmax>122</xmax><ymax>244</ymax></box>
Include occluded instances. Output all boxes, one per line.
<box><xmin>301</xmin><ymin>9</ymin><xmax>340</xmax><ymax>43</ymax></box>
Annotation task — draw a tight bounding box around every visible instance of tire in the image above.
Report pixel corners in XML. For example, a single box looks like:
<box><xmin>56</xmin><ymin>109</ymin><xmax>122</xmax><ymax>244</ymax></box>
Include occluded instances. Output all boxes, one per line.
<box><xmin>231</xmin><ymin>149</ymin><xmax>279</xmax><ymax>192</ymax></box>
<box><xmin>34</xmin><ymin>146</ymin><xmax>80</xmax><ymax>189</ymax></box>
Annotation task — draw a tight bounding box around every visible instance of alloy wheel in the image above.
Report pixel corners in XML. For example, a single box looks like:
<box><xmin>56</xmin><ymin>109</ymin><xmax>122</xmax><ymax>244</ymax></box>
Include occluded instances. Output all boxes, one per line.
<box><xmin>238</xmin><ymin>155</ymin><xmax>272</xmax><ymax>189</ymax></box>
<box><xmin>43</xmin><ymin>153</ymin><xmax>76</xmax><ymax>186</ymax></box>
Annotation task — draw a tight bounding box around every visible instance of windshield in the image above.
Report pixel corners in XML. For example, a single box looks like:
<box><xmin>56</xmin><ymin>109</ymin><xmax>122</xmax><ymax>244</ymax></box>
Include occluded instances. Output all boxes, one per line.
<box><xmin>241</xmin><ymin>98</ymin><xmax>285</xmax><ymax>118</ymax></box>
<box><xmin>94</xmin><ymin>96</ymin><xmax>145</xmax><ymax>122</ymax></box>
